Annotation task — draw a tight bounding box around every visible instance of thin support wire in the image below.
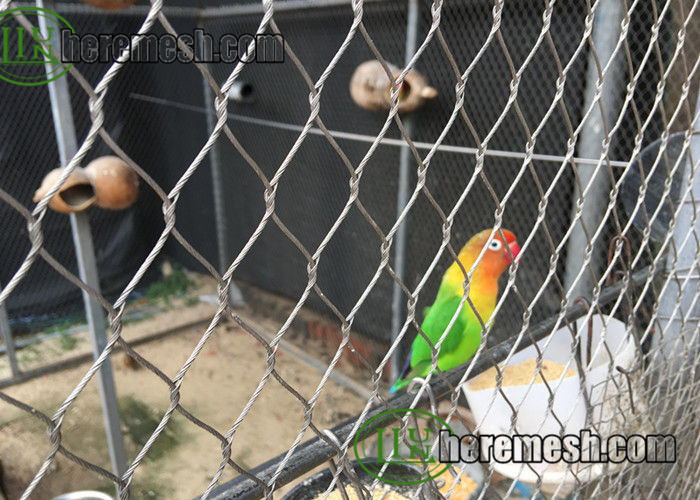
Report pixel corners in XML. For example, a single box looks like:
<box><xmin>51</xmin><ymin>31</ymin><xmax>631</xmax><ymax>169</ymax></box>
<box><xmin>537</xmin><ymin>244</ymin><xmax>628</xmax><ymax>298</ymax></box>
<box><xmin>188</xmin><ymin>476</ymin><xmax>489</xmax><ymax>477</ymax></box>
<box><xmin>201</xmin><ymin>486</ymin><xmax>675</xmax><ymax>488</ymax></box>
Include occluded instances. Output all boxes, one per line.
<box><xmin>128</xmin><ymin>92</ymin><xmax>633</xmax><ymax>169</ymax></box>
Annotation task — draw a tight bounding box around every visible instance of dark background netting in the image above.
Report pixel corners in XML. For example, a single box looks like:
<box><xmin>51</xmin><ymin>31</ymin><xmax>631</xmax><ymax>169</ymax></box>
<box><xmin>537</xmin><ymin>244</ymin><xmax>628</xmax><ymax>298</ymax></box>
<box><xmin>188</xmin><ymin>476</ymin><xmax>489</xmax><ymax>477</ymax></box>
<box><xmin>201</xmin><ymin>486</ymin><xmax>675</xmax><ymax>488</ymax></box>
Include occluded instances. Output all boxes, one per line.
<box><xmin>202</xmin><ymin>0</ymin><xmax>587</xmax><ymax>345</ymax></box>
<box><xmin>0</xmin><ymin>0</ymin><xmax>684</xmax><ymax>348</ymax></box>
<box><xmin>0</xmin><ymin>8</ymin><xmax>208</xmax><ymax>331</ymax></box>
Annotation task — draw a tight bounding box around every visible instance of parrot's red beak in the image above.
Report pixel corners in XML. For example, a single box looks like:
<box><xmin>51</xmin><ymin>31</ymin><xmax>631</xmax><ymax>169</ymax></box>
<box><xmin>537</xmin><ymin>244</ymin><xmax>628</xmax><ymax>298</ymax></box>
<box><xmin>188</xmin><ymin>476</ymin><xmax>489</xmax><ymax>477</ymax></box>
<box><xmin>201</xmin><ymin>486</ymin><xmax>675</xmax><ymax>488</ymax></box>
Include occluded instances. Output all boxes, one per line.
<box><xmin>506</xmin><ymin>241</ymin><xmax>521</xmax><ymax>264</ymax></box>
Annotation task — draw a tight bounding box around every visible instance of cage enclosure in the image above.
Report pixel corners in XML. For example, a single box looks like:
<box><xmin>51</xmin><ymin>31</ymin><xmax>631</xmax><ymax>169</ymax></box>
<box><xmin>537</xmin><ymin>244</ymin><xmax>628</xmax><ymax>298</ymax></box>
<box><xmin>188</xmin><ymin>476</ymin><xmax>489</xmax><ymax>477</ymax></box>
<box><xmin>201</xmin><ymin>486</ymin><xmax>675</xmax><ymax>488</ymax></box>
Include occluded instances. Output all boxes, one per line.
<box><xmin>0</xmin><ymin>0</ymin><xmax>698</xmax><ymax>499</ymax></box>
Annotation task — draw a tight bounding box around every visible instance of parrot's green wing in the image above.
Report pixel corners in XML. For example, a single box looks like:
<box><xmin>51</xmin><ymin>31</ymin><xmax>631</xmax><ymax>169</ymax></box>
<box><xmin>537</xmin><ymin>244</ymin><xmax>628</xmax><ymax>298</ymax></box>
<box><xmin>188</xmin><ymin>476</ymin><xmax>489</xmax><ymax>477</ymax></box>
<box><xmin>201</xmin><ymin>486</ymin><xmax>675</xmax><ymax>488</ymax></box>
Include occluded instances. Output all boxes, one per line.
<box><xmin>410</xmin><ymin>295</ymin><xmax>469</xmax><ymax>368</ymax></box>
<box><xmin>390</xmin><ymin>295</ymin><xmax>484</xmax><ymax>392</ymax></box>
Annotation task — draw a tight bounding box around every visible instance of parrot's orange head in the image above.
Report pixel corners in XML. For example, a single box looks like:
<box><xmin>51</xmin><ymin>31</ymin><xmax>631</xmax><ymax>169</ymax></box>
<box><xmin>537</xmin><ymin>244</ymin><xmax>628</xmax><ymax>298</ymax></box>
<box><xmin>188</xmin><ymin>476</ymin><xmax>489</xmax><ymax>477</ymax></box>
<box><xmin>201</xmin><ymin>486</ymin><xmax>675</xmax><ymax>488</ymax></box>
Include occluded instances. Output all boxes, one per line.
<box><xmin>459</xmin><ymin>228</ymin><xmax>521</xmax><ymax>278</ymax></box>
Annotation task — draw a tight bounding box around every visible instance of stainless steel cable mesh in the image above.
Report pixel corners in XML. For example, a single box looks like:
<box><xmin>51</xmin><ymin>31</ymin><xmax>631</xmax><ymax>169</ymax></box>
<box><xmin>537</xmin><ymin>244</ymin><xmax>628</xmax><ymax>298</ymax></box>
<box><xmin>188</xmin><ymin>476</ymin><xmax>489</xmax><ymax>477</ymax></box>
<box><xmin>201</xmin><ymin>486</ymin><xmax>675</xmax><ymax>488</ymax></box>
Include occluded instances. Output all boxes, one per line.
<box><xmin>0</xmin><ymin>0</ymin><xmax>699</xmax><ymax>499</ymax></box>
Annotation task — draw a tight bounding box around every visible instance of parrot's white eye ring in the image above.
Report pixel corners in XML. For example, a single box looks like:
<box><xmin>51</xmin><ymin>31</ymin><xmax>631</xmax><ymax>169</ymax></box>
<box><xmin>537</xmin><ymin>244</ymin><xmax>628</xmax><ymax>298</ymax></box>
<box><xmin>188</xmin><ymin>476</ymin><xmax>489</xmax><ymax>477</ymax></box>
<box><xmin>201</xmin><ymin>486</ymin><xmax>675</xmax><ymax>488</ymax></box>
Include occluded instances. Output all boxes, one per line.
<box><xmin>488</xmin><ymin>239</ymin><xmax>503</xmax><ymax>251</ymax></box>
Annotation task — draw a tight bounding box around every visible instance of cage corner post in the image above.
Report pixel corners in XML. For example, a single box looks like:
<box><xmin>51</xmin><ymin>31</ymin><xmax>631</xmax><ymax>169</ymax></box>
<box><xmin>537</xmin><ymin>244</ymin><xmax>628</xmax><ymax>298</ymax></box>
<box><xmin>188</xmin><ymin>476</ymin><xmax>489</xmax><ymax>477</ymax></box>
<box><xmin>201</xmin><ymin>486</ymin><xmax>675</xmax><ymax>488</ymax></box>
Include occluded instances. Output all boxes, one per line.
<box><xmin>36</xmin><ymin>0</ymin><xmax>128</xmax><ymax>488</ymax></box>
<box><xmin>654</xmin><ymin>94</ymin><xmax>700</xmax><ymax>368</ymax></box>
<box><xmin>390</xmin><ymin>0</ymin><xmax>420</xmax><ymax>383</ymax></box>
<box><xmin>563</xmin><ymin>0</ymin><xmax>625</xmax><ymax>301</ymax></box>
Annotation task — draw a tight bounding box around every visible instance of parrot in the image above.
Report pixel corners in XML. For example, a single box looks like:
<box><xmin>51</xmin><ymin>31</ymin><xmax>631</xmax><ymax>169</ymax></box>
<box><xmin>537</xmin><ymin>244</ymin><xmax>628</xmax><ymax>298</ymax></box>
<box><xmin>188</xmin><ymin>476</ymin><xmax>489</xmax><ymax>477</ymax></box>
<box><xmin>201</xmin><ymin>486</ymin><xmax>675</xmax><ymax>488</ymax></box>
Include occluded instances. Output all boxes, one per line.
<box><xmin>390</xmin><ymin>228</ymin><xmax>521</xmax><ymax>392</ymax></box>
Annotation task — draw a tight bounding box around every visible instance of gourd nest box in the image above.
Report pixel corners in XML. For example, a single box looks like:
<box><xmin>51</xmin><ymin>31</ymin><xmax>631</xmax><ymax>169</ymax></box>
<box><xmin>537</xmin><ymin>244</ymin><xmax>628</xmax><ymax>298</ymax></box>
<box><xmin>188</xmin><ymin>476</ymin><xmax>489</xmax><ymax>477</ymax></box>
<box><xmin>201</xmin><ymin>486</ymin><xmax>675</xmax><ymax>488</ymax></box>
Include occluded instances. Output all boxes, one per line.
<box><xmin>33</xmin><ymin>167</ymin><xmax>97</xmax><ymax>214</ymax></box>
<box><xmin>81</xmin><ymin>0</ymin><xmax>135</xmax><ymax>11</ymax></box>
<box><xmin>349</xmin><ymin>60</ymin><xmax>437</xmax><ymax>113</ymax></box>
<box><xmin>34</xmin><ymin>156</ymin><xmax>139</xmax><ymax>214</ymax></box>
<box><xmin>84</xmin><ymin>156</ymin><xmax>139</xmax><ymax>210</ymax></box>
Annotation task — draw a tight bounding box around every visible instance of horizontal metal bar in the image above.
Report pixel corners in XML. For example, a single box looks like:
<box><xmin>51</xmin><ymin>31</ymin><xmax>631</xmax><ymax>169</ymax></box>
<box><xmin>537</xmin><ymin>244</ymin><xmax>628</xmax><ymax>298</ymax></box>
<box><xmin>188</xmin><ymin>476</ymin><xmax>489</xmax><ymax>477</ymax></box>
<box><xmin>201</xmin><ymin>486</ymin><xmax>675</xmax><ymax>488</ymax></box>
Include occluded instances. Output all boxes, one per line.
<box><xmin>12</xmin><ymin>0</ymin><xmax>387</xmax><ymax>18</ymax></box>
<box><xmin>203</xmin><ymin>266</ymin><xmax>656</xmax><ymax>500</ymax></box>
<box><xmin>0</xmin><ymin>316</ymin><xmax>210</xmax><ymax>389</ymax></box>
<box><xmin>656</xmin><ymin>316</ymin><xmax>700</xmax><ymax>322</ymax></box>
<box><xmin>0</xmin><ymin>307</ymin><xmax>164</xmax><ymax>356</ymax></box>
<box><xmin>12</xmin><ymin>2</ymin><xmax>200</xmax><ymax>17</ymax></box>
<box><xmin>0</xmin><ymin>309</ymin><xmax>373</xmax><ymax>402</ymax></box>
<box><xmin>200</xmin><ymin>0</ymin><xmax>388</xmax><ymax>19</ymax></box>
<box><xmin>130</xmin><ymin>93</ymin><xmax>632</xmax><ymax>168</ymax></box>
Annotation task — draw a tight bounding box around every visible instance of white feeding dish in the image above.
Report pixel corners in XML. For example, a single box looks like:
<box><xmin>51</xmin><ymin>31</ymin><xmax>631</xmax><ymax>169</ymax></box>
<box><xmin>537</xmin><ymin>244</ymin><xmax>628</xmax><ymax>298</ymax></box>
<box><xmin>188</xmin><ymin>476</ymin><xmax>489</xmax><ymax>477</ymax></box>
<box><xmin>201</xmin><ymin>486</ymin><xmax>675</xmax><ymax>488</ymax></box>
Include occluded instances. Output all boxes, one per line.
<box><xmin>462</xmin><ymin>314</ymin><xmax>637</xmax><ymax>494</ymax></box>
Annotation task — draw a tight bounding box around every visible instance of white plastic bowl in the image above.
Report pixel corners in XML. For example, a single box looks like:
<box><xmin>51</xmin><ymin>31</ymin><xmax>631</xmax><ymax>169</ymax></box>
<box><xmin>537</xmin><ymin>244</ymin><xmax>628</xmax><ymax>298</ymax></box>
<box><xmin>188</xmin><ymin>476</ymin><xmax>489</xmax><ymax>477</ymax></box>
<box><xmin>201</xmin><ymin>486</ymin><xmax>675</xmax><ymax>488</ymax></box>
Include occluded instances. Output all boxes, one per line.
<box><xmin>51</xmin><ymin>491</ymin><xmax>113</xmax><ymax>500</ymax></box>
<box><xmin>462</xmin><ymin>314</ymin><xmax>637</xmax><ymax>494</ymax></box>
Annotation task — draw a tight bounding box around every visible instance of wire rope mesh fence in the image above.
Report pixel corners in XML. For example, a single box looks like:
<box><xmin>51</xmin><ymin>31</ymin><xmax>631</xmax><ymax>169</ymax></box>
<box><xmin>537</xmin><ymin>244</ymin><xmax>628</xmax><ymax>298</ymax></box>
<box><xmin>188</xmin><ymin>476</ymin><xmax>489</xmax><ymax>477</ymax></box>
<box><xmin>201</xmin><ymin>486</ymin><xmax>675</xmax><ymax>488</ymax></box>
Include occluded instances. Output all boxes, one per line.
<box><xmin>0</xmin><ymin>0</ymin><xmax>698</xmax><ymax>499</ymax></box>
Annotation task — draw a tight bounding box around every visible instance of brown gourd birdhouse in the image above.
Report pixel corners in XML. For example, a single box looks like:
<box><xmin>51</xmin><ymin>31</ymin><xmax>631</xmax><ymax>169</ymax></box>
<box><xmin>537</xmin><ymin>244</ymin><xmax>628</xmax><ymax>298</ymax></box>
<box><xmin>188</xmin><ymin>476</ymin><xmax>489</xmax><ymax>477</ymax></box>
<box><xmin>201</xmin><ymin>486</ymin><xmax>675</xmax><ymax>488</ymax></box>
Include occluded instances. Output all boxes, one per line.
<box><xmin>80</xmin><ymin>0</ymin><xmax>135</xmax><ymax>11</ymax></box>
<box><xmin>84</xmin><ymin>156</ymin><xmax>139</xmax><ymax>210</ymax></box>
<box><xmin>349</xmin><ymin>60</ymin><xmax>437</xmax><ymax>114</ymax></box>
<box><xmin>33</xmin><ymin>167</ymin><xmax>97</xmax><ymax>214</ymax></box>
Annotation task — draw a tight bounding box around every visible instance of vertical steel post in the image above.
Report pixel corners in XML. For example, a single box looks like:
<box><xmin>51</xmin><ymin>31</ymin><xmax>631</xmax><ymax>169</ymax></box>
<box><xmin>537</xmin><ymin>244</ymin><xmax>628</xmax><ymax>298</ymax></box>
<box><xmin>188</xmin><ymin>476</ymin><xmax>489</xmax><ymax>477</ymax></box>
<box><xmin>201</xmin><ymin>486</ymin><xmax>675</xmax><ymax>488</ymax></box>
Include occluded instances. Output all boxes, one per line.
<box><xmin>563</xmin><ymin>0</ymin><xmax>625</xmax><ymax>300</ymax></box>
<box><xmin>36</xmin><ymin>0</ymin><xmax>127</xmax><ymax>482</ymax></box>
<box><xmin>202</xmin><ymin>76</ymin><xmax>229</xmax><ymax>274</ymax></box>
<box><xmin>390</xmin><ymin>0</ymin><xmax>420</xmax><ymax>381</ymax></box>
<box><xmin>197</xmin><ymin>29</ymin><xmax>245</xmax><ymax>306</ymax></box>
<box><xmin>655</xmin><ymin>97</ymin><xmax>700</xmax><ymax>363</ymax></box>
<box><xmin>0</xmin><ymin>284</ymin><xmax>20</xmax><ymax>378</ymax></box>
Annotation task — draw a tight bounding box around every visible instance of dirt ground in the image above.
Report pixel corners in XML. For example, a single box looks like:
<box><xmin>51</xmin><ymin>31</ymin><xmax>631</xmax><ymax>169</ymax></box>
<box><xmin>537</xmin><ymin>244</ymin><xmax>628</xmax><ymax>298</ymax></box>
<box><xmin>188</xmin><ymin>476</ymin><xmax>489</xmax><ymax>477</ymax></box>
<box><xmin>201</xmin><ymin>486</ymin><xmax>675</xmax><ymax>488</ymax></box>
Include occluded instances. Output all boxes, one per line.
<box><xmin>0</xmin><ymin>274</ymin><xmax>372</xmax><ymax>499</ymax></box>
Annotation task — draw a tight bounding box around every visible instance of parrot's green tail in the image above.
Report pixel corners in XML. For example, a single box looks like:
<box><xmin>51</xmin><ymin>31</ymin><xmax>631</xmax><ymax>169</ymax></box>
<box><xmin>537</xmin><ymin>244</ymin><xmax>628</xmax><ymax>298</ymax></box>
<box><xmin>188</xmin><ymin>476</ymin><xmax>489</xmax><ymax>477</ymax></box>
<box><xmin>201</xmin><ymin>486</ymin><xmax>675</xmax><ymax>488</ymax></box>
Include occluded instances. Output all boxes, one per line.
<box><xmin>389</xmin><ymin>377</ymin><xmax>411</xmax><ymax>393</ymax></box>
<box><xmin>389</xmin><ymin>360</ymin><xmax>432</xmax><ymax>393</ymax></box>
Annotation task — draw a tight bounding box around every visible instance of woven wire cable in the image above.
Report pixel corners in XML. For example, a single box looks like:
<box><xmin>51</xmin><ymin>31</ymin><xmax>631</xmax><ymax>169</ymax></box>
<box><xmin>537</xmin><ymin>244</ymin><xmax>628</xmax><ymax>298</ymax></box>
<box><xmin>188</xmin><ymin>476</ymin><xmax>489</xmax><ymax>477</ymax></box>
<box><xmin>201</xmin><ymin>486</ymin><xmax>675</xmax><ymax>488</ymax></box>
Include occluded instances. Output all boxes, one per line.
<box><xmin>0</xmin><ymin>0</ymin><xmax>699</xmax><ymax>499</ymax></box>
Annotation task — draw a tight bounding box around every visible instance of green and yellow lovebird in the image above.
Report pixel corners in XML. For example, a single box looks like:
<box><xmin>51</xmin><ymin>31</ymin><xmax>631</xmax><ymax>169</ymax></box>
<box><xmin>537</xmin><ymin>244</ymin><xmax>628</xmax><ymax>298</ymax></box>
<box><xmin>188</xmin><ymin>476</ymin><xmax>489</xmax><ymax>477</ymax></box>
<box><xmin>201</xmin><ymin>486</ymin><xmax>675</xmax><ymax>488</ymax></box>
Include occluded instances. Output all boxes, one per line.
<box><xmin>390</xmin><ymin>229</ymin><xmax>520</xmax><ymax>392</ymax></box>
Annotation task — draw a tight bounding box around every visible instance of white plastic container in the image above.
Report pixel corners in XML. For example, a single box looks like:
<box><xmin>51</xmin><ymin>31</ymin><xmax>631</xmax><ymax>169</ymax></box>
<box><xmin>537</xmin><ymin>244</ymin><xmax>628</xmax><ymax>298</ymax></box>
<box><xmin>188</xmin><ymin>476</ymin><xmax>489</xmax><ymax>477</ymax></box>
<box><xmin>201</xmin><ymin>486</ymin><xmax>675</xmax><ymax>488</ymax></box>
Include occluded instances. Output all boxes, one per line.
<box><xmin>462</xmin><ymin>314</ymin><xmax>638</xmax><ymax>494</ymax></box>
<box><xmin>51</xmin><ymin>492</ymin><xmax>113</xmax><ymax>500</ymax></box>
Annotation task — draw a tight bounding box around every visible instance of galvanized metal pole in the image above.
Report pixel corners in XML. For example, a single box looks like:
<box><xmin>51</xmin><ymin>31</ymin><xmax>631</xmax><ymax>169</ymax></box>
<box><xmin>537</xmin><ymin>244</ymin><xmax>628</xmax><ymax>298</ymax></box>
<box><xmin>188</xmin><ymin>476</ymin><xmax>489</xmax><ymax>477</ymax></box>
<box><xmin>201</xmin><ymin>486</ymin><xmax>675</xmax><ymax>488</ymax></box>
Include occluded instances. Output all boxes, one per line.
<box><xmin>655</xmin><ymin>97</ymin><xmax>700</xmax><ymax>362</ymax></box>
<box><xmin>390</xmin><ymin>0</ymin><xmax>420</xmax><ymax>382</ymax></box>
<box><xmin>563</xmin><ymin>0</ymin><xmax>625</xmax><ymax>300</ymax></box>
<box><xmin>202</xmin><ymin>80</ymin><xmax>229</xmax><ymax>274</ymax></box>
<box><xmin>197</xmin><ymin>29</ymin><xmax>245</xmax><ymax>307</ymax></box>
<box><xmin>0</xmin><ymin>284</ymin><xmax>20</xmax><ymax>378</ymax></box>
<box><xmin>36</xmin><ymin>0</ymin><xmax>127</xmax><ymax>481</ymax></box>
